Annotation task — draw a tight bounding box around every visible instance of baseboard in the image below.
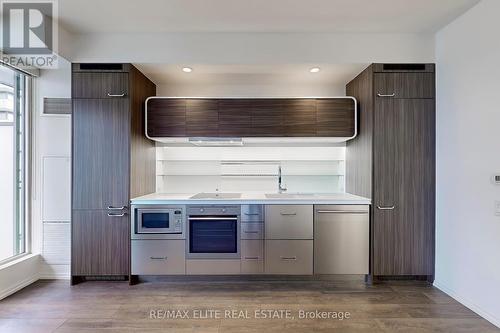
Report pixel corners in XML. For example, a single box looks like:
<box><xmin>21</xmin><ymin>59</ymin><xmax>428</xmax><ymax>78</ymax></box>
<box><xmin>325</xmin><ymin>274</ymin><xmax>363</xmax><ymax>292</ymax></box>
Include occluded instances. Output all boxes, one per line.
<box><xmin>0</xmin><ymin>273</ymin><xmax>39</xmax><ymax>300</ymax></box>
<box><xmin>434</xmin><ymin>281</ymin><xmax>500</xmax><ymax>328</ymax></box>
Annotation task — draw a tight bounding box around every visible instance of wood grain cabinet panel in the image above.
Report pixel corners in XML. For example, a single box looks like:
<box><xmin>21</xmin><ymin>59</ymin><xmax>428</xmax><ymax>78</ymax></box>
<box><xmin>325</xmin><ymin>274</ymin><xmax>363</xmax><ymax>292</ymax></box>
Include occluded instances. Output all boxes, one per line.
<box><xmin>186</xmin><ymin>99</ymin><xmax>218</xmax><ymax>137</ymax></box>
<box><xmin>347</xmin><ymin>64</ymin><xmax>435</xmax><ymax>280</ymax></box>
<box><xmin>282</xmin><ymin>99</ymin><xmax>317</xmax><ymax>136</ymax></box>
<box><xmin>374</xmin><ymin>73</ymin><xmax>435</xmax><ymax>99</ymax></box>
<box><xmin>316</xmin><ymin>99</ymin><xmax>355</xmax><ymax>137</ymax></box>
<box><xmin>72</xmin><ymin>64</ymin><xmax>156</xmax><ymax>282</ymax></box>
<box><xmin>72</xmin><ymin>72</ymin><xmax>129</xmax><ymax>98</ymax></box>
<box><xmin>147</xmin><ymin>98</ymin><xmax>186</xmax><ymax>137</ymax></box>
<box><xmin>72</xmin><ymin>210</ymin><xmax>129</xmax><ymax>276</ymax></box>
<box><xmin>250</xmin><ymin>99</ymin><xmax>284</xmax><ymax>136</ymax></box>
<box><xmin>145</xmin><ymin>98</ymin><xmax>356</xmax><ymax>138</ymax></box>
<box><xmin>217</xmin><ymin>99</ymin><xmax>253</xmax><ymax>137</ymax></box>
<box><xmin>72</xmin><ymin>99</ymin><xmax>130</xmax><ymax>210</ymax></box>
<box><xmin>373</xmin><ymin>98</ymin><xmax>435</xmax><ymax>276</ymax></box>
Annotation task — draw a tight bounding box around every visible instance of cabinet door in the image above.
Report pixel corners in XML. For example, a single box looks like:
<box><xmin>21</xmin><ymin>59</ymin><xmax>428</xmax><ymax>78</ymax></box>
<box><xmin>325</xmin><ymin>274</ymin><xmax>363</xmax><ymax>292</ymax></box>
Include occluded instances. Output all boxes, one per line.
<box><xmin>72</xmin><ymin>72</ymin><xmax>129</xmax><ymax>98</ymax></box>
<box><xmin>72</xmin><ymin>210</ymin><xmax>129</xmax><ymax>275</ymax></box>
<box><xmin>186</xmin><ymin>99</ymin><xmax>218</xmax><ymax>137</ymax></box>
<box><xmin>218</xmin><ymin>99</ymin><xmax>253</xmax><ymax>137</ymax></box>
<box><xmin>373</xmin><ymin>98</ymin><xmax>435</xmax><ymax>275</ymax></box>
<box><xmin>72</xmin><ymin>99</ymin><xmax>130</xmax><ymax>210</ymax></box>
<box><xmin>282</xmin><ymin>99</ymin><xmax>316</xmax><ymax>136</ymax></box>
<box><xmin>316</xmin><ymin>99</ymin><xmax>355</xmax><ymax>137</ymax></box>
<box><xmin>374</xmin><ymin>73</ymin><xmax>435</xmax><ymax>99</ymax></box>
<box><xmin>146</xmin><ymin>98</ymin><xmax>186</xmax><ymax>137</ymax></box>
<box><xmin>251</xmin><ymin>99</ymin><xmax>284</xmax><ymax>137</ymax></box>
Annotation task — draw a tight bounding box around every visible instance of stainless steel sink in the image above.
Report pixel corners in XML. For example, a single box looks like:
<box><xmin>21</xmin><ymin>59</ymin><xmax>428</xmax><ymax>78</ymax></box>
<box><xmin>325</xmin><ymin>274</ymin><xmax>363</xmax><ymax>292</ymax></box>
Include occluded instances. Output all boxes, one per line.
<box><xmin>190</xmin><ymin>192</ymin><xmax>242</xmax><ymax>199</ymax></box>
<box><xmin>265</xmin><ymin>193</ymin><xmax>317</xmax><ymax>199</ymax></box>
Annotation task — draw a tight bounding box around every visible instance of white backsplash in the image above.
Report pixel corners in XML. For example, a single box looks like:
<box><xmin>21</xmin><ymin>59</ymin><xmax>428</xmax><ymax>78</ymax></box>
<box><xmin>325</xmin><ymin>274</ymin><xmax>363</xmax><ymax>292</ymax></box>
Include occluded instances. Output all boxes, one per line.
<box><xmin>156</xmin><ymin>146</ymin><xmax>345</xmax><ymax>193</ymax></box>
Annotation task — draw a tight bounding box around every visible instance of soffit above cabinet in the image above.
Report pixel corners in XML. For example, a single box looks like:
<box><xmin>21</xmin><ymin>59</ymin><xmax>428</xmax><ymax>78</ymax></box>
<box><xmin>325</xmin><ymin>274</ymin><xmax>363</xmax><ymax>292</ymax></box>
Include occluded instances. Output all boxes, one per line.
<box><xmin>145</xmin><ymin>97</ymin><xmax>357</xmax><ymax>146</ymax></box>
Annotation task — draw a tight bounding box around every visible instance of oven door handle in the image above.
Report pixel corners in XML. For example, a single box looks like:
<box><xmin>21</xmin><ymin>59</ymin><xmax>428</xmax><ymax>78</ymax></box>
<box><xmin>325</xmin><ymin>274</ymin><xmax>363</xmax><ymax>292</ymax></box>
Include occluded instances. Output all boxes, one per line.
<box><xmin>188</xmin><ymin>217</ymin><xmax>238</xmax><ymax>221</ymax></box>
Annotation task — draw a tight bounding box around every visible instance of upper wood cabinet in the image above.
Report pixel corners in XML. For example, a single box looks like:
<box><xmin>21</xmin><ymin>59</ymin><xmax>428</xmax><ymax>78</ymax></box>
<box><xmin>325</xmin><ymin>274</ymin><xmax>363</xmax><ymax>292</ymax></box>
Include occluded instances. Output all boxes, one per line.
<box><xmin>374</xmin><ymin>73</ymin><xmax>435</xmax><ymax>99</ymax></box>
<box><xmin>146</xmin><ymin>97</ymin><xmax>356</xmax><ymax>138</ymax></box>
<box><xmin>72</xmin><ymin>72</ymin><xmax>129</xmax><ymax>99</ymax></box>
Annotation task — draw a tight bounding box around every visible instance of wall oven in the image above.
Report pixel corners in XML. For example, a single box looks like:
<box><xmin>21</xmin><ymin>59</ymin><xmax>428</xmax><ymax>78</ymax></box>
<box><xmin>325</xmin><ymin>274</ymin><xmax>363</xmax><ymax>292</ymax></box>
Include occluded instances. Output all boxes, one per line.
<box><xmin>186</xmin><ymin>206</ymin><xmax>240</xmax><ymax>259</ymax></box>
<box><xmin>131</xmin><ymin>205</ymin><xmax>186</xmax><ymax>240</ymax></box>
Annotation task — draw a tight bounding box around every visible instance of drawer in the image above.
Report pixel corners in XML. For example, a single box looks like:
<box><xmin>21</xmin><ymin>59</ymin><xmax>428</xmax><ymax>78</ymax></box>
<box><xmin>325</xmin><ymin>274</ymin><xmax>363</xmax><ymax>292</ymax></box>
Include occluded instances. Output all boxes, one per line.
<box><xmin>186</xmin><ymin>260</ymin><xmax>241</xmax><ymax>275</ymax></box>
<box><xmin>72</xmin><ymin>72</ymin><xmax>129</xmax><ymax>98</ymax></box>
<box><xmin>131</xmin><ymin>240</ymin><xmax>185</xmax><ymax>275</ymax></box>
<box><xmin>374</xmin><ymin>72</ymin><xmax>435</xmax><ymax>99</ymax></box>
<box><xmin>241</xmin><ymin>223</ymin><xmax>264</xmax><ymax>239</ymax></box>
<box><xmin>241</xmin><ymin>240</ymin><xmax>264</xmax><ymax>274</ymax></box>
<box><xmin>265</xmin><ymin>240</ymin><xmax>313</xmax><ymax>275</ymax></box>
<box><xmin>265</xmin><ymin>205</ymin><xmax>313</xmax><ymax>239</ymax></box>
<box><xmin>241</xmin><ymin>240</ymin><xmax>264</xmax><ymax>259</ymax></box>
<box><xmin>241</xmin><ymin>205</ymin><xmax>264</xmax><ymax>222</ymax></box>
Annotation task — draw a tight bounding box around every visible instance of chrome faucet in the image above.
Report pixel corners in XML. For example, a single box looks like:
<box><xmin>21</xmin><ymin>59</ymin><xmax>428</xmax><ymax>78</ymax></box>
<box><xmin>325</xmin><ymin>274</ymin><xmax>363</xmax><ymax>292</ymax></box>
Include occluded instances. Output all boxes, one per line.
<box><xmin>278</xmin><ymin>165</ymin><xmax>287</xmax><ymax>193</ymax></box>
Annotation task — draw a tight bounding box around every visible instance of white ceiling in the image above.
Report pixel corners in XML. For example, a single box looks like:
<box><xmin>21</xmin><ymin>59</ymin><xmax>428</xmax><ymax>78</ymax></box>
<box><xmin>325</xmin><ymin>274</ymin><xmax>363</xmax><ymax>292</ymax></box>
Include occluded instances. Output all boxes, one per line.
<box><xmin>135</xmin><ymin>63</ymin><xmax>368</xmax><ymax>94</ymax></box>
<box><xmin>59</xmin><ymin>0</ymin><xmax>479</xmax><ymax>34</ymax></box>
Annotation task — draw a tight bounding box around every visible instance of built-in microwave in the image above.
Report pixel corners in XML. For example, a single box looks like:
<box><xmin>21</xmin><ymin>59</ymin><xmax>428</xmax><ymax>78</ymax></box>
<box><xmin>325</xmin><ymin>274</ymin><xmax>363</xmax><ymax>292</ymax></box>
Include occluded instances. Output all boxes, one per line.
<box><xmin>131</xmin><ymin>205</ymin><xmax>186</xmax><ymax>240</ymax></box>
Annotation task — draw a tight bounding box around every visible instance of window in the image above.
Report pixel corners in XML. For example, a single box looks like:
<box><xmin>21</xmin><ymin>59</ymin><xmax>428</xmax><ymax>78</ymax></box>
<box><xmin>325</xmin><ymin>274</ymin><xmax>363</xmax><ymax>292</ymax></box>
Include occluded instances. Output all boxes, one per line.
<box><xmin>0</xmin><ymin>64</ymin><xmax>30</xmax><ymax>262</ymax></box>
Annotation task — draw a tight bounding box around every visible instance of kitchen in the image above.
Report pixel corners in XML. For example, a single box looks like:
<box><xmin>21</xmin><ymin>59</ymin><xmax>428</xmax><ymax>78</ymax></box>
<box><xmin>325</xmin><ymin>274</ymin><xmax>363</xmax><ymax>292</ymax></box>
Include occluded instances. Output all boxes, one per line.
<box><xmin>0</xmin><ymin>1</ymin><xmax>499</xmax><ymax>332</ymax></box>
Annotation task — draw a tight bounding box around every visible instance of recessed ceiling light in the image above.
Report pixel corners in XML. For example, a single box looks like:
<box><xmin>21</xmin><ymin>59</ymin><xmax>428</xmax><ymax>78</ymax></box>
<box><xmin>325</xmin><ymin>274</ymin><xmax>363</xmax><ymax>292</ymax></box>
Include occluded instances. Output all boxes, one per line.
<box><xmin>310</xmin><ymin>67</ymin><xmax>321</xmax><ymax>73</ymax></box>
<box><xmin>182</xmin><ymin>67</ymin><xmax>193</xmax><ymax>73</ymax></box>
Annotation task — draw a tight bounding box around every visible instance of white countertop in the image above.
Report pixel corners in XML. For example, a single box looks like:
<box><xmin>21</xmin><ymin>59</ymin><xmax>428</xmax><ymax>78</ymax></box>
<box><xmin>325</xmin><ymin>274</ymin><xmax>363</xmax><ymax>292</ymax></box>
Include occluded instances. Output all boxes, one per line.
<box><xmin>130</xmin><ymin>192</ymin><xmax>371</xmax><ymax>205</ymax></box>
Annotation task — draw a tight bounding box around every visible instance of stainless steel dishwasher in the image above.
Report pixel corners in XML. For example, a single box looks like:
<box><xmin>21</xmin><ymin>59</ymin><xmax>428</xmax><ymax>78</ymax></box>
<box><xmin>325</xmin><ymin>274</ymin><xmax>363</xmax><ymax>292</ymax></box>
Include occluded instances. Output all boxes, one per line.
<box><xmin>314</xmin><ymin>205</ymin><xmax>369</xmax><ymax>274</ymax></box>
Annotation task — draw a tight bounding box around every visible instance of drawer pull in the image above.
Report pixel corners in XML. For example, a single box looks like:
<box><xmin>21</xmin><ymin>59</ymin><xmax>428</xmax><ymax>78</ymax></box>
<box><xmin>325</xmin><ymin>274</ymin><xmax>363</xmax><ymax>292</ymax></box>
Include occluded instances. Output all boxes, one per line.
<box><xmin>107</xmin><ymin>213</ymin><xmax>126</xmax><ymax>217</ymax></box>
<box><xmin>377</xmin><ymin>93</ymin><xmax>396</xmax><ymax>97</ymax></box>
<box><xmin>280</xmin><ymin>256</ymin><xmax>297</xmax><ymax>261</ymax></box>
<box><xmin>244</xmin><ymin>213</ymin><xmax>260</xmax><ymax>216</ymax></box>
<box><xmin>107</xmin><ymin>205</ymin><xmax>126</xmax><ymax>210</ymax></box>
<box><xmin>317</xmin><ymin>210</ymin><xmax>368</xmax><ymax>214</ymax></box>
<box><xmin>150</xmin><ymin>256</ymin><xmax>167</xmax><ymax>260</ymax></box>
<box><xmin>280</xmin><ymin>212</ymin><xmax>297</xmax><ymax>216</ymax></box>
<box><xmin>107</xmin><ymin>93</ymin><xmax>126</xmax><ymax>97</ymax></box>
<box><xmin>244</xmin><ymin>256</ymin><xmax>260</xmax><ymax>260</ymax></box>
<box><xmin>377</xmin><ymin>205</ymin><xmax>395</xmax><ymax>210</ymax></box>
<box><xmin>244</xmin><ymin>231</ymin><xmax>259</xmax><ymax>234</ymax></box>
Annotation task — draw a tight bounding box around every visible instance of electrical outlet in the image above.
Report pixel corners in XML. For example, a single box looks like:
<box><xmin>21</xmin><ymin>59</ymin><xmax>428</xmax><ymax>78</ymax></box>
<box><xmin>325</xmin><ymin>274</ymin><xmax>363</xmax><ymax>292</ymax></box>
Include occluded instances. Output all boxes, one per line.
<box><xmin>496</xmin><ymin>201</ymin><xmax>500</xmax><ymax>216</ymax></box>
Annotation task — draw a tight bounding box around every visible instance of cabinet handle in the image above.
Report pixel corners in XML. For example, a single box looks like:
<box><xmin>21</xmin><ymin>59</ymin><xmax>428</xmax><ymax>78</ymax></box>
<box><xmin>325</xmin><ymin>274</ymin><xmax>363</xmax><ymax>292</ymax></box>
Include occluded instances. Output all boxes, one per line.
<box><xmin>280</xmin><ymin>212</ymin><xmax>297</xmax><ymax>216</ymax></box>
<box><xmin>243</xmin><ymin>231</ymin><xmax>259</xmax><ymax>234</ymax></box>
<box><xmin>280</xmin><ymin>256</ymin><xmax>297</xmax><ymax>261</ymax></box>
<box><xmin>107</xmin><ymin>206</ymin><xmax>126</xmax><ymax>210</ymax></box>
<box><xmin>107</xmin><ymin>93</ymin><xmax>126</xmax><ymax>97</ymax></box>
<box><xmin>107</xmin><ymin>213</ymin><xmax>126</xmax><ymax>217</ymax></box>
<box><xmin>244</xmin><ymin>213</ymin><xmax>260</xmax><ymax>216</ymax></box>
<box><xmin>244</xmin><ymin>256</ymin><xmax>260</xmax><ymax>260</ymax></box>
<box><xmin>150</xmin><ymin>256</ymin><xmax>167</xmax><ymax>260</ymax></box>
<box><xmin>317</xmin><ymin>210</ymin><xmax>368</xmax><ymax>214</ymax></box>
<box><xmin>377</xmin><ymin>93</ymin><xmax>396</xmax><ymax>97</ymax></box>
<box><xmin>376</xmin><ymin>205</ymin><xmax>395</xmax><ymax>210</ymax></box>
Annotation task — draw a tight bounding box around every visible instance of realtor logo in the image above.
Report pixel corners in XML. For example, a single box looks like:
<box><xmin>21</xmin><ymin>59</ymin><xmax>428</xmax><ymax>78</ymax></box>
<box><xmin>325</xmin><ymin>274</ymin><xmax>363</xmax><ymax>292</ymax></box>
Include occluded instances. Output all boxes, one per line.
<box><xmin>2</xmin><ymin>1</ymin><xmax>53</xmax><ymax>54</ymax></box>
<box><xmin>1</xmin><ymin>0</ymin><xmax>58</xmax><ymax>68</ymax></box>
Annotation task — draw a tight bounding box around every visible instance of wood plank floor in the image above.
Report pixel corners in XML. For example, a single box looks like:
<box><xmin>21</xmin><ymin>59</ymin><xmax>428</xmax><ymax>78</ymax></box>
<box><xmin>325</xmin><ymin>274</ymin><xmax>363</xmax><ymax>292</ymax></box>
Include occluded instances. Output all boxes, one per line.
<box><xmin>0</xmin><ymin>277</ymin><xmax>498</xmax><ymax>332</ymax></box>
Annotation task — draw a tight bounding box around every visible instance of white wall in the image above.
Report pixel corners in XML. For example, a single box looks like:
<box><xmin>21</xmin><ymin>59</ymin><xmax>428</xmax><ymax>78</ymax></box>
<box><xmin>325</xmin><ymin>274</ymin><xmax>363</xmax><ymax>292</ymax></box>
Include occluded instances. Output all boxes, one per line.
<box><xmin>435</xmin><ymin>0</ymin><xmax>500</xmax><ymax>327</ymax></box>
<box><xmin>68</xmin><ymin>32</ymin><xmax>435</xmax><ymax>64</ymax></box>
<box><xmin>32</xmin><ymin>59</ymin><xmax>72</xmax><ymax>279</ymax></box>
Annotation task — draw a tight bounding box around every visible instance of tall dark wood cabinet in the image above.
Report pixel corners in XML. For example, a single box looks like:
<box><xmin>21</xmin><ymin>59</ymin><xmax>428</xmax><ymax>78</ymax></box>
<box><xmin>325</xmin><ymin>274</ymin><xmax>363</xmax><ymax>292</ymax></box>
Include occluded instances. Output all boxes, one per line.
<box><xmin>346</xmin><ymin>64</ymin><xmax>435</xmax><ymax>281</ymax></box>
<box><xmin>71</xmin><ymin>63</ymin><xmax>156</xmax><ymax>284</ymax></box>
